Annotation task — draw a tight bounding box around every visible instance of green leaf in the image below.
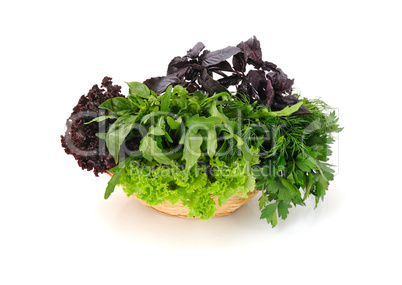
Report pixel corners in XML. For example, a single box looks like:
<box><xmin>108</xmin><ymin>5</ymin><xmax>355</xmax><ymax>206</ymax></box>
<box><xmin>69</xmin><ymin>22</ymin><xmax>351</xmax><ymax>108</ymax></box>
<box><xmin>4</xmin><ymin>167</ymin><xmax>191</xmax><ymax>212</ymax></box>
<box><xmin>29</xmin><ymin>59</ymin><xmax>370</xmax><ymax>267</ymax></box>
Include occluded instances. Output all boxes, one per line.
<box><xmin>258</xmin><ymin>193</ymin><xmax>269</xmax><ymax>210</ymax></box>
<box><xmin>166</xmin><ymin>116</ymin><xmax>182</xmax><ymax>130</ymax></box>
<box><xmin>260</xmin><ymin>201</ymin><xmax>279</xmax><ymax>227</ymax></box>
<box><xmin>139</xmin><ymin>133</ymin><xmax>172</xmax><ymax>165</ymax></box>
<box><xmin>182</xmin><ymin>130</ymin><xmax>203</xmax><ymax>170</ymax></box>
<box><xmin>277</xmin><ymin>201</ymin><xmax>292</xmax><ymax>219</ymax></box>
<box><xmin>185</xmin><ymin>114</ymin><xmax>222</xmax><ymax>129</ymax></box>
<box><xmin>260</xmin><ymin>201</ymin><xmax>279</xmax><ymax>219</ymax></box>
<box><xmin>99</xmin><ymin>97</ymin><xmax>136</xmax><ymax>116</ymax></box>
<box><xmin>172</xmin><ymin>85</ymin><xmax>188</xmax><ymax>97</ymax></box>
<box><xmin>268</xmin><ymin>101</ymin><xmax>304</xmax><ymax>117</ymax></box>
<box><xmin>106</xmin><ymin>115</ymin><xmax>138</xmax><ymax>163</ymax></box>
<box><xmin>148</xmin><ymin>126</ymin><xmax>165</xmax><ymax>136</ymax></box>
<box><xmin>84</xmin><ymin>115</ymin><xmax>117</xmax><ymax>125</ymax></box>
<box><xmin>315</xmin><ymin>174</ymin><xmax>329</xmax><ymax>207</ymax></box>
<box><xmin>185</xmin><ymin>115</ymin><xmax>221</xmax><ymax>158</ymax></box>
<box><xmin>126</xmin><ymin>81</ymin><xmax>151</xmax><ymax>98</ymax></box>
<box><xmin>104</xmin><ymin>156</ymin><xmax>134</xmax><ymax>199</ymax></box>
<box><xmin>303</xmin><ymin>173</ymin><xmax>313</xmax><ymax>201</ymax></box>
<box><xmin>161</xmin><ymin>85</ymin><xmax>172</xmax><ymax>112</ymax></box>
<box><xmin>95</xmin><ymin>132</ymin><xmax>107</xmax><ymax>140</ymax></box>
<box><xmin>265</xmin><ymin>178</ymin><xmax>281</xmax><ymax>194</ymax></box>
<box><xmin>276</xmin><ymin>178</ymin><xmax>297</xmax><ymax>204</ymax></box>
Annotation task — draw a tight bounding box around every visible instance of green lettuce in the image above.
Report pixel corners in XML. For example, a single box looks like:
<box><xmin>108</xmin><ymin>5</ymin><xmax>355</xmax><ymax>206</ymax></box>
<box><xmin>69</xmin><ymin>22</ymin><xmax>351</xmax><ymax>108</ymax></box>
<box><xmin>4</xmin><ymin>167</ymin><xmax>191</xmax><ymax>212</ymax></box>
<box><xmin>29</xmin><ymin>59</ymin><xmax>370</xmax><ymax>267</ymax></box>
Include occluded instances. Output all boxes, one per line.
<box><xmin>119</xmin><ymin>157</ymin><xmax>255</xmax><ymax>220</ymax></box>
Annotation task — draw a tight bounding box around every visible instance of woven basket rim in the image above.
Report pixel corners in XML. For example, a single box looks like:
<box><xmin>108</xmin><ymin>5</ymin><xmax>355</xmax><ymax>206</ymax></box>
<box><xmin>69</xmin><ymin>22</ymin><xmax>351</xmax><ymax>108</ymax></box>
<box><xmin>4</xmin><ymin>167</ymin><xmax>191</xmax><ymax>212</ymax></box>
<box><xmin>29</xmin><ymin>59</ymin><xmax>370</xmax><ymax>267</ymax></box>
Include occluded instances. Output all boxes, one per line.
<box><xmin>105</xmin><ymin>170</ymin><xmax>258</xmax><ymax>219</ymax></box>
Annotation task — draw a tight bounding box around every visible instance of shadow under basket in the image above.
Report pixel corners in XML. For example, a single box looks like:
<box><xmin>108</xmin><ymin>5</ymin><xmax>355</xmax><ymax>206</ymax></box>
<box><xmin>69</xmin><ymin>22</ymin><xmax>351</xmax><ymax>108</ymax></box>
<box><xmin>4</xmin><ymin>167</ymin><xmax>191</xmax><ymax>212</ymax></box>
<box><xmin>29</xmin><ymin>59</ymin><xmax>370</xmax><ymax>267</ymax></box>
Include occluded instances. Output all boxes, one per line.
<box><xmin>106</xmin><ymin>171</ymin><xmax>258</xmax><ymax>219</ymax></box>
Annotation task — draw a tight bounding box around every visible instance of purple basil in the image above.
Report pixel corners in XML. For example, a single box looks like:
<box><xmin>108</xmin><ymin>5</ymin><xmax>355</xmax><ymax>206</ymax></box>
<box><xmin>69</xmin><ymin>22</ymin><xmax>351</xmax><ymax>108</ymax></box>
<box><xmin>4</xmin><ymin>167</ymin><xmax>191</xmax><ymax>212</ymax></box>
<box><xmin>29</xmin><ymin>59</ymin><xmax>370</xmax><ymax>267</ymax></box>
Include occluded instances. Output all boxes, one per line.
<box><xmin>143</xmin><ymin>36</ymin><xmax>311</xmax><ymax>115</ymax></box>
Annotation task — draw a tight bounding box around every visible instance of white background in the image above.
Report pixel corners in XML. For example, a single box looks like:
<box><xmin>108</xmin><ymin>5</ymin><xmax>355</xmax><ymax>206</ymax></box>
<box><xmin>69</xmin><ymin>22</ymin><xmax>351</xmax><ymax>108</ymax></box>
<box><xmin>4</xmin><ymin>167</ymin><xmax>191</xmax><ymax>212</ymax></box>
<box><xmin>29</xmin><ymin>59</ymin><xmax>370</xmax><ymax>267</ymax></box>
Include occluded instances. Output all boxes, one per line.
<box><xmin>1</xmin><ymin>0</ymin><xmax>401</xmax><ymax>284</ymax></box>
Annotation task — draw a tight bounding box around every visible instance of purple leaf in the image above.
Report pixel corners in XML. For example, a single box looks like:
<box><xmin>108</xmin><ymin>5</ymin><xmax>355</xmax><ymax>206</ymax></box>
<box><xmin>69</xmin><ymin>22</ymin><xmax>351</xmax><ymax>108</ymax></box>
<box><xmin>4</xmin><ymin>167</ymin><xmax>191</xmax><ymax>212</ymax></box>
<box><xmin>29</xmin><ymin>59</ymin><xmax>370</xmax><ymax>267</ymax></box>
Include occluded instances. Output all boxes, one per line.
<box><xmin>247</xmin><ymin>70</ymin><xmax>267</xmax><ymax>97</ymax></box>
<box><xmin>268</xmin><ymin>68</ymin><xmax>294</xmax><ymax>94</ymax></box>
<box><xmin>246</xmin><ymin>70</ymin><xmax>274</xmax><ymax>107</ymax></box>
<box><xmin>232</xmin><ymin>52</ymin><xmax>246</xmax><ymax>72</ymax></box>
<box><xmin>187</xmin><ymin>42</ymin><xmax>205</xmax><ymax>58</ymax></box>
<box><xmin>143</xmin><ymin>74</ymin><xmax>182</xmax><ymax>95</ymax></box>
<box><xmin>271</xmin><ymin>94</ymin><xmax>312</xmax><ymax>115</ymax></box>
<box><xmin>218</xmin><ymin>74</ymin><xmax>242</xmax><ymax>88</ymax></box>
<box><xmin>261</xmin><ymin>60</ymin><xmax>278</xmax><ymax>72</ymax></box>
<box><xmin>167</xmin><ymin>56</ymin><xmax>190</xmax><ymax>77</ymax></box>
<box><xmin>198</xmin><ymin>69</ymin><xmax>229</xmax><ymax>95</ymax></box>
<box><xmin>201</xmin><ymin>46</ymin><xmax>242</xmax><ymax>67</ymax></box>
<box><xmin>266</xmin><ymin>78</ymin><xmax>274</xmax><ymax>107</ymax></box>
<box><xmin>237</xmin><ymin>79</ymin><xmax>260</xmax><ymax>103</ymax></box>
<box><xmin>208</xmin><ymin>60</ymin><xmax>234</xmax><ymax>73</ymax></box>
<box><xmin>236</xmin><ymin>36</ymin><xmax>263</xmax><ymax>67</ymax></box>
<box><xmin>292</xmin><ymin>105</ymin><xmax>312</xmax><ymax>115</ymax></box>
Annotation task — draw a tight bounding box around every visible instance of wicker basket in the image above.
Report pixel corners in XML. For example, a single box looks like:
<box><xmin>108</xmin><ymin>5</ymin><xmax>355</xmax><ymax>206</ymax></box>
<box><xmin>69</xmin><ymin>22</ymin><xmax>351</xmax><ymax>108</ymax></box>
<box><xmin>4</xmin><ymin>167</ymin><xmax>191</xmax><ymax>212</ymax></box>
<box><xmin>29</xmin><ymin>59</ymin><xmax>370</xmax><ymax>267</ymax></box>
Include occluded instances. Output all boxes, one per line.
<box><xmin>106</xmin><ymin>171</ymin><xmax>258</xmax><ymax>218</ymax></box>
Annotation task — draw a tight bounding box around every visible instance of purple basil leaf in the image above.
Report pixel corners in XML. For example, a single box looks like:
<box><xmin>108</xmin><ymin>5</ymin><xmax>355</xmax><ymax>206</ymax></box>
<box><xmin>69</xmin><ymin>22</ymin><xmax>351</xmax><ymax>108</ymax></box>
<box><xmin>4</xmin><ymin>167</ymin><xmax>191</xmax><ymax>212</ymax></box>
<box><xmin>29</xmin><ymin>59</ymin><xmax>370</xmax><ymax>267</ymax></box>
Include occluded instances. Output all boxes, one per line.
<box><xmin>198</xmin><ymin>69</ymin><xmax>229</xmax><ymax>95</ymax></box>
<box><xmin>271</xmin><ymin>94</ymin><xmax>312</xmax><ymax>115</ymax></box>
<box><xmin>266</xmin><ymin>78</ymin><xmax>274</xmax><ymax>107</ymax></box>
<box><xmin>246</xmin><ymin>70</ymin><xmax>273</xmax><ymax>107</ymax></box>
<box><xmin>218</xmin><ymin>74</ymin><xmax>242</xmax><ymax>88</ymax></box>
<box><xmin>198</xmin><ymin>49</ymin><xmax>210</xmax><ymax>62</ymax></box>
<box><xmin>218</xmin><ymin>75</ymin><xmax>241</xmax><ymax>87</ymax></box>
<box><xmin>281</xmin><ymin>94</ymin><xmax>299</xmax><ymax>105</ymax></box>
<box><xmin>237</xmin><ymin>79</ymin><xmax>261</xmax><ymax>103</ymax></box>
<box><xmin>183</xmin><ymin>82</ymin><xmax>201</xmax><ymax>93</ymax></box>
<box><xmin>232</xmin><ymin>52</ymin><xmax>246</xmax><ymax>72</ymax></box>
<box><xmin>268</xmin><ymin>68</ymin><xmax>294</xmax><ymax>94</ymax></box>
<box><xmin>208</xmin><ymin>60</ymin><xmax>234</xmax><ymax>72</ymax></box>
<box><xmin>201</xmin><ymin>46</ymin><xmax>242</xmax><ymax>67</ymax></box>
<box><xmin>261</xmin><ymin>60</ymin><xmax>278</xmax><ymax>72</ymax></box>
<box><xmin>167</xmin><ymin>56</ymin><xmax>190</xmax><ymax>77</ymax></box>
<box><xmin>247</xmin><ymin>70</ymin><xmax>267</xmax><ymax>99</ymax></box>
<box><xmin>292</xmin><ymin>105</ymin><xmax>312</xmax><ymax>115</ymax></box>
<box><xmin>187</xmin><ymin>42</ymin><xmax>205</xmax><ymax>58</ymax></box>
<box><xmin>236</xmin><ymin>36</ymin><xmax>263</xmax><ymax>67</ymax></box>
<box><xmin>143</xmin><ymin>74</ymin><xmax>182</xmax><ymax>95</ymax></box>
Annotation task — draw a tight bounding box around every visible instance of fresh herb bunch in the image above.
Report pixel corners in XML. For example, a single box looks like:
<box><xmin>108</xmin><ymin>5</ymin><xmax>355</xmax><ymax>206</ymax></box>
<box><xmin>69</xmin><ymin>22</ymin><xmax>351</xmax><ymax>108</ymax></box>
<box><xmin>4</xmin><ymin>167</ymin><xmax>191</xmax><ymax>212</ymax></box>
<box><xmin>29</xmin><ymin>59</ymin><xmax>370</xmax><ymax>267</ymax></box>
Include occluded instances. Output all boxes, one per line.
<box><xmin>222</xmin><ymin>96</ymin><xmax>342</xmax><ymax>226</ymax></box>
<box><xmin>89</xmin><ymin>79</ymin><xmax>341</xmax><ymax>225</ymax></box>
<box><xmin>62</xmin><ymin>37</ymin><xmax>342</xmax><ymax>227</ymax></box>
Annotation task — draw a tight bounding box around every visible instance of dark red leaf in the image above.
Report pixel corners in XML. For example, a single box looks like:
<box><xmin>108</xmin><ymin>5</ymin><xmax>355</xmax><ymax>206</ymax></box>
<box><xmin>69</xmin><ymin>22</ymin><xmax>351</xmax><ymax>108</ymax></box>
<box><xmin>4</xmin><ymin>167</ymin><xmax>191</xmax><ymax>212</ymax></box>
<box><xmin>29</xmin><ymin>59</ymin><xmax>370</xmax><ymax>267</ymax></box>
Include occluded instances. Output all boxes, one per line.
<box><xmin>187</xmin><ymin>42</ymin><xmax>205</xmax><ymax>58</ymax></box>
<box><xmin>218</xmin><ymin>74</ymin><xmax>242</xmax><ymax>87</ymax></box>
<box><xmin>198</xmin><ymin>69</ymin><xmax>229</xmax><ymax>95</ymax></box>
<box><xmin>201</xmin><ymin>46</ymin><xmax>242</xmax><ymax>67</ymax></box>
<box><xmin>233</xmin><ymin>52</ymin><xmax>246</xmax><ymax>72</ymax></box>
<box><xmin>143</xmin><ymin>74</ymin><xmax>182</xmax><ymax>94</ymax></box>
<box><xmin>268</xmin><ymin>68</ymin><xmax>294</xmax><ymax>94</ymax></box>
<box><xmin>236</xmin><ymin>36</ymin><xmax>263</xmax><ymax>67</ymax></box>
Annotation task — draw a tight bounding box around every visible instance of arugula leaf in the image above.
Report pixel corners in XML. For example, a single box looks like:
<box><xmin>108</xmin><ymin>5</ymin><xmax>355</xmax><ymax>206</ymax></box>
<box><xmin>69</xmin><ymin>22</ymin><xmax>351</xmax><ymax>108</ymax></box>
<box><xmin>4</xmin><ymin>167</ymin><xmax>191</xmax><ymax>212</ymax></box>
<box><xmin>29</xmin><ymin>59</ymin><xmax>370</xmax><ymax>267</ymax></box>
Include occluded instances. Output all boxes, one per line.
<box><xmin>160</xmin><ymin>85</ymin><xmax>172</xmax><ymax>112</ymax></box>
<box><xmin>185</xmin><ymin>114</ymin><xmax>222</xmax><ymax>158</ymax></box>
<box><xmin>139</xmin><ymin>134</ymin><xmax>172</xmax><ymax>165</ymax></box>
<box><xmin>106</xmin><ymin>115</ymin><xmax>138</xmax><ymax>163</ymax></box>
<box><xmin>182</xmin><ymin>130</ymin><xmax>203</xmax><ymax>170</ymax></box>
<box><xmin>268</xmin><ymin>101</ymin><xmax>304</xmax><ymax>117</ymax></box>
<box><xmin>84</xmin><ymin>115</ymin><xmax>117</xmax><ymax>125</ymax></box>
<box><xmin>104</xmin><ymin>156</ymin><xmax>134</xmax><ymax>199</ymax></box>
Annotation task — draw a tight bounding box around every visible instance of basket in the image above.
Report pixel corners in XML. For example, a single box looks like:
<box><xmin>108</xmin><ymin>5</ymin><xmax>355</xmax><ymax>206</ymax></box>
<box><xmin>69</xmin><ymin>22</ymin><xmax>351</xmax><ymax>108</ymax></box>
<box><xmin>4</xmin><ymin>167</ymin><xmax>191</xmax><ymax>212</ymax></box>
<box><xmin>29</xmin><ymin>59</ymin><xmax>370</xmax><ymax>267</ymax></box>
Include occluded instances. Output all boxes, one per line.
<box><xmin>106</xmin><ymin>171</ymin><xmax>258</xmax><ymax>219</ymax></box>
